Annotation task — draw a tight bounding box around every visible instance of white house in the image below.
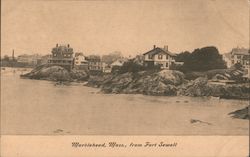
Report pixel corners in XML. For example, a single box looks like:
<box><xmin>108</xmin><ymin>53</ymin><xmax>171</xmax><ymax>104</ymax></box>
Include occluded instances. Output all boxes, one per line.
<box><xmin>74</xmin><ymin>52</ymin><xmax>88</xmax><ymax>70</ymax></box>
<box><xmin>223</xmin><ymin>47</ymin><xmax>250</xmax><ymax>69</ymax></box>
<box><xmin>142</xmin><ymin>45</ymin><xmax>176</xmax><ymax>69</ymax></box>
<box><xmin>110</xmin><ymin>58</ymin><xmax>127</xmax><ymax>68</ymax></box>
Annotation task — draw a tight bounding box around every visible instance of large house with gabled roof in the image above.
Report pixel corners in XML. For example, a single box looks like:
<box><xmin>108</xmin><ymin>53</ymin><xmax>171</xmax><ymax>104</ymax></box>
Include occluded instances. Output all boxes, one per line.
<box><xmin>48</xmin><ymin>44</ymin><xmax>74</xmax><ymax>71</ymax></box>
<box><xmin>142</xmin><ymin>45</ymin><xmax>177</xmax><ymax>69</ymax></box>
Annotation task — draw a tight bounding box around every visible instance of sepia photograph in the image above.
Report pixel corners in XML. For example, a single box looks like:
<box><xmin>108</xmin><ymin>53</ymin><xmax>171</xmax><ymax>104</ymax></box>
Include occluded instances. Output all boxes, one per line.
<box><xmin>1</xmin><ymin>0</ymin><xmax>249</xmax><ymax>156</ymax></box>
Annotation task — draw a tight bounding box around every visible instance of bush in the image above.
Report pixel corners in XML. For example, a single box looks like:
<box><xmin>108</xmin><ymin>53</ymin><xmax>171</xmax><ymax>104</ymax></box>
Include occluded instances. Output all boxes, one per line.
<box><xmin>176</xmin><ymin>46</ymin><xmax>227</xmax><ymax>72</ymax></box>
<box><xmin>117</xmin><ymin>60</ymin><xmax>161</xmax><ymax>74</ymax></box>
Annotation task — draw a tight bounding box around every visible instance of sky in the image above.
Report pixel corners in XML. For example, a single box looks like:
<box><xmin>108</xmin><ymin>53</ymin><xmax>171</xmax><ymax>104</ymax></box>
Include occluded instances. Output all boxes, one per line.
<box><xmin>1</xmin><ymin>0</ymin><xmax>249</xmax><ymax>57</ymax></box>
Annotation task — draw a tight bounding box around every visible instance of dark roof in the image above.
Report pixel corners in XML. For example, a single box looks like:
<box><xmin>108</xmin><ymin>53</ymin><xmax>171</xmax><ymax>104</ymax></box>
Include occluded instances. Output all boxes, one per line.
<box><xmin>143</xmin><ymin>47</ymin><xmax>176</xmax><ymax>56</ymax></box>
<box><xmin>52</xmin><ymin>44</ymin><xmax>73</xmax><ymax>54</ymax></box>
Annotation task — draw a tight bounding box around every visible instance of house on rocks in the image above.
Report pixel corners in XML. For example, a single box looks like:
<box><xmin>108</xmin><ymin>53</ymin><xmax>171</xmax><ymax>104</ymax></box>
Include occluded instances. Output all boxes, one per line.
<box><xmin>48</xmin><ymin>44</ymin><xmax>74</xmax><ymax>71</ymax></box>
<box><xmin>142</xmin><ymin>45</ymin><xmax>177</xmax><ymax>69</ymax></box>
<box><xmin>74</xmin><ymin>52</ymin><xmax>88</xmax><ymax>71</ymax></box>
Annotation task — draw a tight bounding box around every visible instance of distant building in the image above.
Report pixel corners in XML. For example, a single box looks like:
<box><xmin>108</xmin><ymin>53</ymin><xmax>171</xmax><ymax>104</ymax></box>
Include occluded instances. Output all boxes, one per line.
<box><xmin>242</xmin><ymin>55</ymin><xmax>250</xmax><ymax>79</ymax></box>
<box><xmin>110</xmin><ymin>58</ymin><xmax>127</xmax><ymax>68</ymax></box>
<box><xmin>37</xmin><ymin>54</ymin><xmax>51</xmax><ymax>65</ymax></box>
<box><xmin>231</xmin><ymin>47</ymin><xmax>250</xmax><ymax>67</ymax></box>
<box><xmin>142</xmin><ymin>45</ymin><xmax>176</xmax><ymax>69</ymax></box>
<box><xmin>222</xmin><ymin>53</ymin><xmax>232</xmax><ymax>68</ymax></box>
<box><xmin>17</xmin><ymin>54</ymin><xmax>42</xmax><ymax>65</ymax></box>
<box><xmin>86</xmin><ymin>55</ymin><xmax>103</xmax><ymax>71</ymax></box>
<box><xmin>48</xmin><ymin>44</ymin><xmax>74</xmax><ymax>71</ymax></box>
<box><xmin>102</xmin><ymin>62</ymin><xmax>112</xmax><ymax>73</ymax></box>
<box><xmin>74</xmin><ymin>52</ymin><xmax>88</xmax><ymax>71</ymax></box>
<box><xmin>223</xmin><ymin>47</ymin><xmax>250</xmax><ymax>68</ymax></box>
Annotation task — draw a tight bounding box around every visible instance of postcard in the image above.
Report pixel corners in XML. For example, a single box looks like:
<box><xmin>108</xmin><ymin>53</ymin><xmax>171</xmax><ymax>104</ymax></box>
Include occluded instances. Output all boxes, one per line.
<box><xmin>1</xmin><ymin>0</ymin><xmax>249</xmax><ymax>156</ymax></box>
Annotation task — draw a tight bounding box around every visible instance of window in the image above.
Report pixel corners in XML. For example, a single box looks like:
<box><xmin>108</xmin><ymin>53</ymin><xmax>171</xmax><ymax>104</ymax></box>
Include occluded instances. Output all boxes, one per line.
<box><xmin>158</xmin><ymin>54</ymin><xmax>162</xmax><ymax>59</ymax></box>
<box><xmin>166</xmin><ymin>55</ymin><xmax>168</xmax><ymax>59</ymax></box>
<box><xmin>237</xmin><ymin>55</ymin><xmax>241</xmax><ymax>59</ymax></box>
<box><xmin>149</xmin><ymin>55</ymin><xmax>153</xmax><ymax>59</ymax></box>
<box><xmin>53</xmin><ymin>54</ymin><xmax>57</xmax><ymax>57</ymax></box>
<box><xmin>166</xmin><ymin>62</ymin><xmax>169</xmax><ymax>67</ymax></box>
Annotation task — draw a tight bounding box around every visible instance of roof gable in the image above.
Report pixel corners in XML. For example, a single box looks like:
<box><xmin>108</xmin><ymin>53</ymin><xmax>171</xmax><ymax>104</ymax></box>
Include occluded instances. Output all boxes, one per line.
<box><xmin>143</xmin><ymin>47</ymin><xmax>176</xmax><ymax>56</ymax></box>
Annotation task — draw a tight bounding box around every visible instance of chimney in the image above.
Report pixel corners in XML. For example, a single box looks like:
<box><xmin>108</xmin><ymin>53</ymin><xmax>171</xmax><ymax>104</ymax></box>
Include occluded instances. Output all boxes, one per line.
<box><xmin>164</xmin><ymin>45</ymin><xmax>168</xmax><ymax>51</ymax></box>
<box><xmin>56</xmin><ymin>43</ymin><xmax>58</xmax><ymax>47</ymax></box>
<box><xmin>12</xmin><ymin>49</ymin><xmax>15</xmax><ymax>59</ymax></box>
<box><xmin>68</xmin><ymin>44</ymin><xmax>70</xmax><ymax>48</ymax></box>
<box><xmin>153</xmin><ymin>45</ymin><xmax>156</xmax><ymax>49</ymax></box>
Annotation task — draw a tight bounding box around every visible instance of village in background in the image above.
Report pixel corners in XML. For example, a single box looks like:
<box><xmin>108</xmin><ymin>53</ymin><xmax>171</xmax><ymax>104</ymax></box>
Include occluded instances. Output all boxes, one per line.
<box><xmin>1</xmin><ymin>44</ymin><xmax>249</xmax><ymax>79</ymax></box>
<box><xmin>1</xmin><ymin>43</ymin><xmax>250</xmax><ymax>121</ymax></box>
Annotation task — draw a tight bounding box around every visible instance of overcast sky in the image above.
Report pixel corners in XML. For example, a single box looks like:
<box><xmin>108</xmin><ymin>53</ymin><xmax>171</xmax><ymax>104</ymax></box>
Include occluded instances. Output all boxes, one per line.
<box><xmin>1</xmin><ymin>0</ymin><xmax>249</xmax><ymax>57</ymax></box>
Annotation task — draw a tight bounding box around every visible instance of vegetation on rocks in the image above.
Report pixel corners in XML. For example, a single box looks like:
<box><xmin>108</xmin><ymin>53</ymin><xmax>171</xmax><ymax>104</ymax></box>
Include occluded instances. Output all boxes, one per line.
<box><xmin>87</xmin><ymin>70</ymin><xmax>185</xmax><ymax>96</ymax></box>
<box><xmin>21</xmin><ymin>65</ymin><xmax>88</xmax><ymax>81</ymax></box>
<box><xmin>21</xmin><ymin>63</ymin><xmax>249</xmax><ymax>101</ymax></box>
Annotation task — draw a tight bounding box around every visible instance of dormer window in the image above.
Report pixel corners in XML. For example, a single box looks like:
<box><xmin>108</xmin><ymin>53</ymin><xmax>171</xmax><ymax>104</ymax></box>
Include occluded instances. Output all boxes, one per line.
<box><xmin>166</xmin><ymin>55</ymin><xmax>169</xmax><ymax>59</ymax></box>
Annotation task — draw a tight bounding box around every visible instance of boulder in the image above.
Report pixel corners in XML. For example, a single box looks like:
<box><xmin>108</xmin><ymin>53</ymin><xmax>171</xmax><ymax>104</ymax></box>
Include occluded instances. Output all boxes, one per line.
<box><xmin>70</xmin><ymin>69</ymin><xmax>89</xmax><ymax>81</ymax></box>
<box><xmin>98</xmin><ymin>70</ymin><xmax>183</xmax><ymax>95</ymax></box>
<box><xmin>178</xmin><ymin>77</ymin><xmax>212</xmax><ymax>96</ymax></box>
<box><xmin>229</xmin><ymin>106</ymin><xmax>249</xmax><ymax>120</ymax></box>
<box><xmin>157</xmin><ymin>70</ymin><xmax>185</xmax><ymax>85</ymax></box>
<box><xmin>21</xmin><ymin>65</ymin><xmax>89</xmax><ymax>82</ymax></box>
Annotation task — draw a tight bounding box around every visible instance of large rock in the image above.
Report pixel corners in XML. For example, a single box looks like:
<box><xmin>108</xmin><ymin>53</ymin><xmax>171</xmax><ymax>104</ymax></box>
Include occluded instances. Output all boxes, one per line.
<box><xmin>70</xmin><ymin>69</ymin><xmax>89</xmax><ymax>81</ymax></box>
<box><xmin>91</xmin><ymin>70</ymin><xmax>184</xmax><ymax>96</ymax></box>
<box><xmin>229</xmin><ymin>106</ymin><xmax>249</xmax><ymax>120</ymax></box>
<box><xmin>208</xmin><ymin>83</ymin><xmax>250</xmax><ymax>99</ymax></box>
<box><xmin>101</xmin><ymin>73</ymin><xmax>134</xmax><ymax>93</ymax></box>
<box><xmin>158</xmin><ymin>70</ymin><xmax>185</xmax><ymax>85</ymax></box>
<box><xmin>178</xmin><ymin>77</ymin><xmax>250</xmax><ymax>99</ymax></box>
<box><xmin>178</xmin><ymin>77</ymin><xmax>212</xmax><ymax>96</ymax></box>
<box><xmin>21</xmin><ymin>65</ymin><xmax>89</xmax><ymax>81</ymax></box>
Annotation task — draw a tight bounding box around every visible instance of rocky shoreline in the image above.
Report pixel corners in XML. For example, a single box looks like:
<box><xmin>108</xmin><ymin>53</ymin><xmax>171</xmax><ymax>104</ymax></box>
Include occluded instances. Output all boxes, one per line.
<box><xmin>21</xmin><ymin>65</ymin><xmax>250</xmax><ymax>99</ymax></box>
<box><xmin>21</xmin><ymin>65</ymin><xmax>250</xmax><ymax>120</ymax></box>
<box><xmin>21</xmin><ymin>64</ymin><xmax>89</xmax><ymax>82</ymax></box>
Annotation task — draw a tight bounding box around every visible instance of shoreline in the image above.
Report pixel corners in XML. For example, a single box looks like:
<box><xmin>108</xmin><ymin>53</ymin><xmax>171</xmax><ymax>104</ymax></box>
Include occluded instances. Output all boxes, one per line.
<box><xmin>2</xmin><ymin>66</ymin><xmax>249</xmax><ymax>122</ymax></box>
<box><xmin>4</xmin><ymin>66</ymin><xmax>249</xmax><ymax>101</ymax></box>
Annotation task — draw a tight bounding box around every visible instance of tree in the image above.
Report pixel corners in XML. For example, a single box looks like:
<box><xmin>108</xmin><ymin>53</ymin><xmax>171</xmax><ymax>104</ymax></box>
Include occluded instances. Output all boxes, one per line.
<box><xmin>175</xmin><ymin>51</ymin><xmax>191</xmax><ymax>62</ymax></box>
<box><xmin>118</xmin><ymin>60</ymin><xmax>144</xmax><ymax>73</ymax></box>
<box><xmin>182</xmin><ymin>46</ymin><xmax>227</xmax><ymax>72</ymax></box>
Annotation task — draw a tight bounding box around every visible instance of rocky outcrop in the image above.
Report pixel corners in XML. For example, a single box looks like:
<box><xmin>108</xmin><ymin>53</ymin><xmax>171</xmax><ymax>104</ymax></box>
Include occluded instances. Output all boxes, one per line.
<box><xmin>21</xmin><ymin>65</ymin><xmax>89</xmax><ymax>81</ymax></box>
<box><xmin>178</xmin><ymin>77</ymin><xmax>211</xmax><ymax>96</ymax></box>
<box><xmin>185</xmin><ymin>68</ymin><xmax>245</xmax><ymax>81</ymax></box>
<box><xmin>22</xmin><ymin>65</ymin><xmax>249</xmax><ymax>99</ymax></box>
<box><xmin>178</xmin><ymin>77</ymin><xmax>250</xmax><ymax>99</ymax></box>
<box><xmin>229</xmin><ymin>106</ymin><xmax>249</xmax><ymax>120</ymax></box>
<box><xmin>87</xmin><ymin>70</ymin><xmax>185</xmax><ymax>96</ymax></box>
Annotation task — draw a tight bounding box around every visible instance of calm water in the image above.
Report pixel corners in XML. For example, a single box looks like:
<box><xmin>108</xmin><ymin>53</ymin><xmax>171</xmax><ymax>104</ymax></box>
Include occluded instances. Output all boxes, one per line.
<box><xmin>1</xmin><ymin>67</ymin><xmax>249</xmax><ymax>135</ymax></box>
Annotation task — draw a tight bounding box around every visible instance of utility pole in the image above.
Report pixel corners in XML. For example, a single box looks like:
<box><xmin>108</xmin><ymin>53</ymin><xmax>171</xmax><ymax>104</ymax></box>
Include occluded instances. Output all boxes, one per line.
<box><xmin>11</xmin><ymin>49</ymin><xmax>15</xmax><ymax>67</ymax></box>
